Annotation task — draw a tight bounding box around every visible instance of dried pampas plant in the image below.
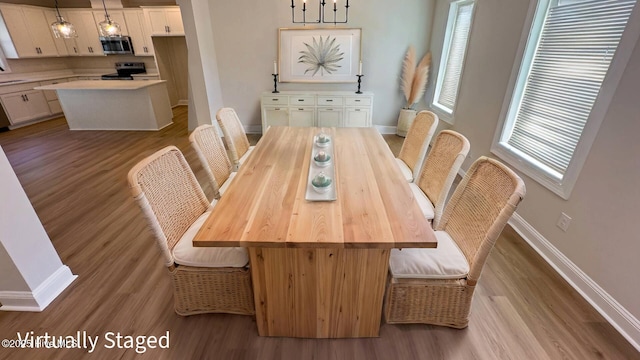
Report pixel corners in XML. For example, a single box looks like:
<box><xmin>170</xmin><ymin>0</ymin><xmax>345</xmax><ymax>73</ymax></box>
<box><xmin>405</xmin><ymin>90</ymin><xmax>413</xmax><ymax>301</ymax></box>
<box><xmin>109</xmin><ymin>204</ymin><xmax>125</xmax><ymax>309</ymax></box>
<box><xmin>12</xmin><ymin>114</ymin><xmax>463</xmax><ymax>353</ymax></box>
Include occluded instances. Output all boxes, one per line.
<box><xmin>400</xmin><ymin>46</ymin><xmax>416</xmax><ymax>107</ymax></box>
<box><xmin>400</xmin><ymin>46</ymin><xmax>431</xmax><ymax>109</ymax></box>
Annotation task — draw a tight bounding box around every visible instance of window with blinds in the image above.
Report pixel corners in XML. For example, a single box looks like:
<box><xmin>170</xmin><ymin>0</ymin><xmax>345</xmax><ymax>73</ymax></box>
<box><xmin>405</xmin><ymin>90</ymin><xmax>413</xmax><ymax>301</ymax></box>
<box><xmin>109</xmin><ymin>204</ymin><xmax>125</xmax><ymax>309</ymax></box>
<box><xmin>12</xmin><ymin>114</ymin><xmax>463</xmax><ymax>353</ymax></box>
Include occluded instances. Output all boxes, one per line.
<box><xmin>500</xmin><ymin>0</ymin><xmax>636</xmax><ymax>180</ymax></box>
<box><xmin>432</xmin><ymin>0</ymin><xmax>475</xmax><ymax>116</ymax></box>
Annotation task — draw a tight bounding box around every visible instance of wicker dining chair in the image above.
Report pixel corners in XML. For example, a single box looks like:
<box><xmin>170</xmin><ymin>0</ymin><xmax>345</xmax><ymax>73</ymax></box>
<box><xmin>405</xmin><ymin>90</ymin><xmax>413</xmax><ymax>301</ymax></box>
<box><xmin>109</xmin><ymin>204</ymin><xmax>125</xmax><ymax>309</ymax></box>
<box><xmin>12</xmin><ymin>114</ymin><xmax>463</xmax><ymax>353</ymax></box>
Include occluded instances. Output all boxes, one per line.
<box><xmin>395</xmin><ymin>111</ymin><xmax>439</xmax><ymax>182</ymax></box>
<box><xmin>216</xmin><ymin>107</ymin><xmax>255</xmax><ymax>171</ymax></box>
<box><xmin>385</xmin><ymin>157</ymin><xmax>526</xmax><ymax>328</ymax></box>
<box><xmin>189</xmin><ymin>124</ymin><xmax>236</xmax><ymax>200</ymax></box>
<box><xmin>127</xmin><ymin>146</ymin><xmax>254</xmax><ymax>316</ymax></box>
<box><xmin>409</xmin><ymin>130</ymin><xmax>470</xmax><ymax>228</ymax></box>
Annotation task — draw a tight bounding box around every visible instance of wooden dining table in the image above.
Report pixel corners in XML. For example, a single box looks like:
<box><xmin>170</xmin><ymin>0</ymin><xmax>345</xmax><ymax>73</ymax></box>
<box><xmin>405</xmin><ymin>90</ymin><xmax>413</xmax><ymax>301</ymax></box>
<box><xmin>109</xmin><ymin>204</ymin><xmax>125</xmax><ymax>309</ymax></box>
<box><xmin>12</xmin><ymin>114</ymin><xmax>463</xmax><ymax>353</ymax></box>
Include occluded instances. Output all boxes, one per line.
<box><xmin>193</xmin><ymin>126</ymin><xmax>436</xmax><ymax>338</ymax></box>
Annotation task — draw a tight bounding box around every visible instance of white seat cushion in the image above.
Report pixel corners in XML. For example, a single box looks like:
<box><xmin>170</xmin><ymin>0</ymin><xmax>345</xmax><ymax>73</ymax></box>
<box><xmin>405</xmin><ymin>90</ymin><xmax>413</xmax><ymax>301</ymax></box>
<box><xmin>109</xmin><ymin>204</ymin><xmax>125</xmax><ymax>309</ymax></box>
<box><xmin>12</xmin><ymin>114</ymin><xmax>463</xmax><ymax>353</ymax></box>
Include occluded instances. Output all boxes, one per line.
<box><xmin>238</xmin><ymin>146</ymin><xmax>255</xmax><ymax>167</ymax></box>
<box><xmin>218</xmin><ymin>171</ymin><xmax>237</xmax><ymax>196</ymax></box>
<box><xmin>389</xmin><ymin>231</ymin><xmax>469</xmax><ymax>279</ymax></box>
<box><xmin>172</xmin><ymin>211</ymin><xmax>249</xmax><ymax>268</ymax></box>
<box><xmin>395</xmin><ymin>158</ymin><xmax>413</xmax><ymax>182</ymax></box>
<box><xmin>409</xmin><ymin>183</ymin><xmax>435</xmax><ymax>220</ymax></box>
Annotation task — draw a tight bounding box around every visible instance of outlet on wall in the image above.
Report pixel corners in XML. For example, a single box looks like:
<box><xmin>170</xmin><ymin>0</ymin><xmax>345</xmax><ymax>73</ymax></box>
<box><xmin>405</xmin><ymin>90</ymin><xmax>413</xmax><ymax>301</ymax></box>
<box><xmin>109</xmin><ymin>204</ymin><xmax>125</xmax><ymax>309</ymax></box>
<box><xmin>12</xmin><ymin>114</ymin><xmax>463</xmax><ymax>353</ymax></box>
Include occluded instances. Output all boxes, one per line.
<box><xmin>557</xmin><ymin>212</ymin><xmax>572</xmax><ymax>232</ymax></box>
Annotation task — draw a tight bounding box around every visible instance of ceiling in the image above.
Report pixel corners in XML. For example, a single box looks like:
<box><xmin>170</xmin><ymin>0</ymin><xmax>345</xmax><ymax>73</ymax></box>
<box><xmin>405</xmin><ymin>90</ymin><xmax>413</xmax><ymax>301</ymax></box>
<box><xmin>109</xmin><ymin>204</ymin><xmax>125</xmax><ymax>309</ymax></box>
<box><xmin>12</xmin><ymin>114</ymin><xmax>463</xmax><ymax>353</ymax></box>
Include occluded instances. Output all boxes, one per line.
<box><xmin>0</xmin><ymin>0</ymin><xmax>177</xmax><ymax>7</ymax></box>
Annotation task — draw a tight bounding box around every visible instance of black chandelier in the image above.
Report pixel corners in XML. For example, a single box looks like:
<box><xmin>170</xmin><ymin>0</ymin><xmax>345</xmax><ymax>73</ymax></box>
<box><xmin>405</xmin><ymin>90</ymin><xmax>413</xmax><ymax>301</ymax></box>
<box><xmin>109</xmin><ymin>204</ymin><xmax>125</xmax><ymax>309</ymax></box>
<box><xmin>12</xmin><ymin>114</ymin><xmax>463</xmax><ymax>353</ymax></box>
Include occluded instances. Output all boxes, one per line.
<box><xmin>290</xmin><ymin>0</ymin><xmax>350</xmax><ymax>25</ymax></box>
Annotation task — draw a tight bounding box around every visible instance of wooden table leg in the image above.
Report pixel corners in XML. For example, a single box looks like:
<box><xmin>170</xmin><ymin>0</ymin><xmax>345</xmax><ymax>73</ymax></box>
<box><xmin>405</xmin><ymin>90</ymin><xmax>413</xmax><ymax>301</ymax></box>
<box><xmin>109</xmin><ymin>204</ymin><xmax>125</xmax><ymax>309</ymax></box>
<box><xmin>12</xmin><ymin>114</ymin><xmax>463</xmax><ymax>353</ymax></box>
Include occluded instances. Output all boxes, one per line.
<box><xmin>249</xmin><ymin>247</ymin><xmax>390</xmax><ymax>338</ymax></box>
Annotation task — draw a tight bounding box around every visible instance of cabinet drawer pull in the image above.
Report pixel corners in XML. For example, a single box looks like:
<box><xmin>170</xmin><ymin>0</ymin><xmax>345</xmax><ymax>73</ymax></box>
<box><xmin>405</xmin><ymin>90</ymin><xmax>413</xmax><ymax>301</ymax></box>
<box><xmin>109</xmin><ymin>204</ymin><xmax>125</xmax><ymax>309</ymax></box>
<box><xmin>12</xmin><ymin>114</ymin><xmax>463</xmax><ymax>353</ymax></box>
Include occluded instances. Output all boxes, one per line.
<box><xmin>297</xmin><ymin>99</ymin><xmax>304</xmax><ymax>102</ymax></box>
<box><xmin>21</xmin><ymin>95</ymin><xmax>26</xmax><ymax>101</ymax></box>
<box><xmin>355</xmin><ymin>109</ymin><xmax>361</xmax><ymax>111</ymax></box>
<box><xmin>326</xmin><ymin>99</ymin><xmax>333</xmax><ymax>102</ymax></box>
<box><xmin>274</xmin><ymin>108</ymin><xmax>280</xmax><ymax>110</ymax></box>
<box><xmin>272</xmin><ymin>99</ymin><xmax>279</xmax><ymax>101</ymax></box>
<box><xmin>355</xmin><ymin>99</ymin><xmax>361</xmax><ymax>102</ymax></box>
<box><xmin>25</xmin><ymin>95</ymin><xmax>29</xmax><ymax>101</ymax></box>
<box><xmin>298</xmin><ymin>108</ymin><xmax>304</xmax><ymax>111</ymax></box>
<box><xmin>327</xmin><ymin>109</ymin><xmax>333</xmax><ymax>111</ymax></box>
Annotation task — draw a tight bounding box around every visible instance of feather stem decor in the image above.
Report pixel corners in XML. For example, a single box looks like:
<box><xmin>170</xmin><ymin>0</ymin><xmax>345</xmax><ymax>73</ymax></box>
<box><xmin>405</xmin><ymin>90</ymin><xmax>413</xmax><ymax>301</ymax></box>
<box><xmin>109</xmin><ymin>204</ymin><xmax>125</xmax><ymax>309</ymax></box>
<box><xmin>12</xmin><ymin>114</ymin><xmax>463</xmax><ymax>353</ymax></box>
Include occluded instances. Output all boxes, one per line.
<box><xmin>400</xmin><ymin>46</ymin><xmax>416</xmax><ymax>107</ymax></box>
<box><xmin>400</xmin><ymin>46</ymin><xmax>431</xmax><ymax>109</ymax></box>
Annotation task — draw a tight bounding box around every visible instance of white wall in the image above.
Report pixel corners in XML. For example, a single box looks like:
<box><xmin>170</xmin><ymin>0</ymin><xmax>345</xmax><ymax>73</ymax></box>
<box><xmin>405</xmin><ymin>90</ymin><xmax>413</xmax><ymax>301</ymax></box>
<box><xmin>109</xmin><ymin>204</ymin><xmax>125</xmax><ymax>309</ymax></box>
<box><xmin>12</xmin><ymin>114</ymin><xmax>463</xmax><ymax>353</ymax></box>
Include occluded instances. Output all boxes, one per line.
<box><xmin>436</xmin><ymin>0</ymin><xmax>640</xmax><ymax>338</ymax></box>
<box><xmin>177</xmin><ymin>0</ymin><xmax>224</xmax><ymax>130</ymax></box>
<box><xmin>205</xmin><ymin>0</ymin><xmax>435</xmax><ymax>128</ymax></box>
<box><xmin>0</xmin><ymin>146</ymin><xmax>76</xmax><ymax>311</ymax></box>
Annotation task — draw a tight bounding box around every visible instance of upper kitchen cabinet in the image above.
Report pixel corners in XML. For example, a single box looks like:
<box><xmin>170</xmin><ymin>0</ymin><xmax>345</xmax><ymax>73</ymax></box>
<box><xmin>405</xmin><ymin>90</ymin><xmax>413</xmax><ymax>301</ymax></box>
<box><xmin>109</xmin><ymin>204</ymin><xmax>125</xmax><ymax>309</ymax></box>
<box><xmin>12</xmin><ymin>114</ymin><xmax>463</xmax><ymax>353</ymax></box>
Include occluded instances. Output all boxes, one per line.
<box><xmin>143</xmin><ymin>6</ymin><xmax>184</xmax><ymax>36</ymax></box>
<box><xmin>64</xmin><ymin>10</ymin><xmax>104</xmax><ymax>56</ymax></box>
<box><xmin>123</xmin><ymin>9</ymin><xmax>154</xmax><ymax>56</ymax></box>
<box><xmin>0</xmin><ymin>4</ymin><xmax>59</xmax><ymax>58</ymax></box>
<box><xmin>43</xmin><ymin>9</ymin><xmax>69</xmax><ymax>56</ymax></box>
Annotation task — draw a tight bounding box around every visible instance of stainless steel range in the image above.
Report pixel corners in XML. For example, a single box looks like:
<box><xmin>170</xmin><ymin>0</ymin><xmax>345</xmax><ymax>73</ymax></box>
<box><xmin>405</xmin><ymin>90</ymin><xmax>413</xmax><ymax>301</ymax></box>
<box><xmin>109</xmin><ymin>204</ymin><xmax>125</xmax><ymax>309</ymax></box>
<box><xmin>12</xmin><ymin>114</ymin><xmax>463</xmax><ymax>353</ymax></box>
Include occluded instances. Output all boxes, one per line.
<box><xmin>101</xmin><ymin>62</ymin><xmax>146</xmax><ymax>80</ymax></box>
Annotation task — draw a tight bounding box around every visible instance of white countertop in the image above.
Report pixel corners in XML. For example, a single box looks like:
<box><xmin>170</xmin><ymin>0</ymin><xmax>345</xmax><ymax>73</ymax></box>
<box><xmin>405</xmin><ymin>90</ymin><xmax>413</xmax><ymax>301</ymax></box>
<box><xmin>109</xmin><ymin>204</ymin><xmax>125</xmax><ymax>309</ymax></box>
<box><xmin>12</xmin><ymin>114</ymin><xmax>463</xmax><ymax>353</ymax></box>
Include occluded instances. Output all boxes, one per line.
<box><xmin>0</xmin><ymin>70</ymin><xmax>160</xmax><ymax>87</ymax></box>
<box><xmin>35</xmin><ymin>80</ymin><xmax>167</xmax><ymax>91</ymax></box>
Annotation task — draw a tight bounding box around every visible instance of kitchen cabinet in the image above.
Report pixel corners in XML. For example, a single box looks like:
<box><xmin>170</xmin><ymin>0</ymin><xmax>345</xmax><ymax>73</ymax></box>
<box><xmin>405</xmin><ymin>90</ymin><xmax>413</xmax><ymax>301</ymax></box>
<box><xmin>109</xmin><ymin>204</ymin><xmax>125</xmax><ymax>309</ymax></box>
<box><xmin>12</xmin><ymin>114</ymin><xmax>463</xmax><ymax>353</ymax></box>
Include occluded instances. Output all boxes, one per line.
<box><xmin>261</xmin><ymin>91</ymin><xmax>373</xmax><ymax>133</ymax></box>
<box><xmin>344</xmin><ymin>107</ymin><xmax>371</xmax><ymax>127</ymax></box>
<box><xmin>344</xmin><ymin>96</ymin><xmax>372</xmax><ymax>128</ymax></box>
<box><xmin>0</xmin><ymin>4</ymin><xmax>59</xmax><ymax>58</ymax></box>
<box><xmin>0</xmin><ymin>90</ymin><xmax>51</xmax><ymax>125</ymax></box>
<box><xmin>143</xmin><ymin>7</ymin><xmax>184</xmax><ymax>36</ymax></box>
<box><xmin>124</xmin><ymin>9</ymin><xmax>154</xmax><ymax>56</ymax></box>
<box><xmin>64</xmin><ymin>10</ymin><xmax>104</xmax><ymax>56</ymax></box>
<box><xmin>317</xmin><ymin>108</ymin><xmax>343</xmax><ymax>128</ymax></box>
<box><xmin>289</xmin><ymin>107</ymin><xmax>315</xmax><ymax>127</ymax></box>
<box><xmin>43</xmin><ymin>9</ymin><xmax>69</xmax><ymax>56</ymax></box>
<box><xmin>40</xmin><ymin>78</ymin><xmax>68</xmax><ymax>115</ymax></box>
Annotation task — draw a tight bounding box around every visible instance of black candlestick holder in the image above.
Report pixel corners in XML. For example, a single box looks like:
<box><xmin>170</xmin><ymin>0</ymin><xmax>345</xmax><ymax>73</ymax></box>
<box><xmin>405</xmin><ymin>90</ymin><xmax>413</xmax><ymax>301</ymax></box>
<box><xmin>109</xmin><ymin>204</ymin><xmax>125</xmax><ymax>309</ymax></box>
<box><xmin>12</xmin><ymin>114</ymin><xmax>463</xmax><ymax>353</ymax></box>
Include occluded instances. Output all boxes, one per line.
<box><xmin>355</xmin><ymin>74</ymin><xmax>363</xmax><ymax>94</ymax></box>
<box><xmin>272</xmin><ymin>74</ymin><xmax>279</xmax><ymax>93</ymax></box>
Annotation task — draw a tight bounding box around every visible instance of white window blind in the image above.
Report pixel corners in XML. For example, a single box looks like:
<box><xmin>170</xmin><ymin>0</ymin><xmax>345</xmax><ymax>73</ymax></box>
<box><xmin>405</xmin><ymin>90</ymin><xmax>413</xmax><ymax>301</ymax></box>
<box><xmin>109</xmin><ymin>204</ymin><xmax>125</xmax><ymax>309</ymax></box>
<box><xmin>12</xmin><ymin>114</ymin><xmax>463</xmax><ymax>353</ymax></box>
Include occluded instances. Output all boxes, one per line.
<box><xmin>435</xmin><ymin>1</ymin><xmax>474</xmax><ymax>112</ymax></box>
<box><xmin>506</xmin><ymin>0</ymin><xmax>636</xmax><ymax>176</ymax></box>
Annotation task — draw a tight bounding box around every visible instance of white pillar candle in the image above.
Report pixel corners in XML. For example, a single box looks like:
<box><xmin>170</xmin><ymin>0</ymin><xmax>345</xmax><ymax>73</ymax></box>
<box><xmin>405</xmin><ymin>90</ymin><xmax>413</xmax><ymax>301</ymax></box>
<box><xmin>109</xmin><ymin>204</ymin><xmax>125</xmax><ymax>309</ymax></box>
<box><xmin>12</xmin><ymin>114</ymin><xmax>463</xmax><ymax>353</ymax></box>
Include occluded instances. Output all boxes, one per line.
<box><xmin>358</xmin><ymin>61</ymin><xmax>363</xmax><ymax>75</ymax></box>
<box><xmin>273</xmin><ymin>60</ymin><xmax>278</xmax><ymax>74</ymax></box>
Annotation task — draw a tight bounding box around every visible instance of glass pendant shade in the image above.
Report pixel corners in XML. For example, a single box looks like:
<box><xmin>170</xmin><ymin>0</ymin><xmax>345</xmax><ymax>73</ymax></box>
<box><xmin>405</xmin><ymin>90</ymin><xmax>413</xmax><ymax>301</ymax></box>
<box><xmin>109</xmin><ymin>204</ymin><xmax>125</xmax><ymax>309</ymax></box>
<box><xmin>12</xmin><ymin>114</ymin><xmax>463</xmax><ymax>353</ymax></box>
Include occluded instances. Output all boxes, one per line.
<box><xmin>98</xmin><ymin>16</ymin><xmax>121</xmax><ymax>37</ymax></box>
<box><xmin>51</xmin><ymin>16</ymin><xmax>77</xmax><ymax>39</ymax></box>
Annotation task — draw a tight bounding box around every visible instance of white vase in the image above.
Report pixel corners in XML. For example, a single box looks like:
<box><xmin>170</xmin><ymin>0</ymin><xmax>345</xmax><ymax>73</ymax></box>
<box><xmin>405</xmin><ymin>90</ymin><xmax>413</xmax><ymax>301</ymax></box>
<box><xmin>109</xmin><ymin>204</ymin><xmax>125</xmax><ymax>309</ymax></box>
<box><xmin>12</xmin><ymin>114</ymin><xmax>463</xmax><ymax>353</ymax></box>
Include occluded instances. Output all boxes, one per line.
<box><xmin>397</xmin><ymin>109</ymin><xmax>417</xmax><ymax>137</ymax></box>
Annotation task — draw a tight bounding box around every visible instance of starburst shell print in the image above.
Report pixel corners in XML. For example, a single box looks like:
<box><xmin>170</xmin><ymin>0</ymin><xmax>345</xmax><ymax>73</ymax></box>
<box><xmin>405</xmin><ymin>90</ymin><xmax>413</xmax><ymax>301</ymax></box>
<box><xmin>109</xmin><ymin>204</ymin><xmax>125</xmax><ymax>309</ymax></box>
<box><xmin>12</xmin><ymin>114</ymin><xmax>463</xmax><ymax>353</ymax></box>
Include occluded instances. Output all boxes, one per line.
<box><xmin>298</xmin><ymin>36</ymin><xmax>344</xmax><ymax>76</ymax></box>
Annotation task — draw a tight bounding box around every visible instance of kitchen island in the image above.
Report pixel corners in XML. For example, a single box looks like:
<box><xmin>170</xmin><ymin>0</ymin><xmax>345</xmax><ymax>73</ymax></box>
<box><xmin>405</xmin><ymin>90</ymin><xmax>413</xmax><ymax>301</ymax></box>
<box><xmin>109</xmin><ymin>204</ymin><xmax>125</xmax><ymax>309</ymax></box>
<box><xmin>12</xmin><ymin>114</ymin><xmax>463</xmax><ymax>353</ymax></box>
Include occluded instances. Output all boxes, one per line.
<box><xmin>34</xmin><ymin>80</ymin><xmax>172</xmax><ymax>131</ymax></box>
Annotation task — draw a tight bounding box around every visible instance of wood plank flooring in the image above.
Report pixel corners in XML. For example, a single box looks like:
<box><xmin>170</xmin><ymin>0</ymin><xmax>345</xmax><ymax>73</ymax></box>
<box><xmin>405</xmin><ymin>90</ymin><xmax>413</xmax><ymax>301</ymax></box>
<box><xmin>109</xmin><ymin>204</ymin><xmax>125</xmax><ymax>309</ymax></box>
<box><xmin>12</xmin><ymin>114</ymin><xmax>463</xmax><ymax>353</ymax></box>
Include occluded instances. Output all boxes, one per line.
<box><xmin>0</xmin><ymin>108</ymin><xmax>637</xmax><ymax>359</ymax></box>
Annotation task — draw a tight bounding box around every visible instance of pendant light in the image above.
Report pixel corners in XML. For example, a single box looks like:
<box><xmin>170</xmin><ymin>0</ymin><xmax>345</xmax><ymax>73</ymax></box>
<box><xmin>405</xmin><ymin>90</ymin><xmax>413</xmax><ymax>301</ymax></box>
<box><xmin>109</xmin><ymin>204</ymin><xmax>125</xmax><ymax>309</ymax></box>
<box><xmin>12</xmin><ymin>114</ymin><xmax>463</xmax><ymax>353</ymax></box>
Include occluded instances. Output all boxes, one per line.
<box><xmin>98</xmin><ymin>0</ymin><xmax>121</xmax><ymax>37</ymax></box>
<box><xmin>50</xmin><ymin>0</ymin><xmax>77</xmax><ymax>38</ymax></box>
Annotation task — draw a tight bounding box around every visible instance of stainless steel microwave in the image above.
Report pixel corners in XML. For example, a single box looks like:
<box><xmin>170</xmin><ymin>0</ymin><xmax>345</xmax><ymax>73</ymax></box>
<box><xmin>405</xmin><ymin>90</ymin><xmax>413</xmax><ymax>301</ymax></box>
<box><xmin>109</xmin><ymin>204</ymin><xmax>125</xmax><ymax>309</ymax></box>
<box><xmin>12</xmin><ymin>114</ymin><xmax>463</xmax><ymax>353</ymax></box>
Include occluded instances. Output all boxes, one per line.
<box><xmin>99</xmin><ymin>36</ymin><xmax>134</xmax><ymax>55</ymax></box>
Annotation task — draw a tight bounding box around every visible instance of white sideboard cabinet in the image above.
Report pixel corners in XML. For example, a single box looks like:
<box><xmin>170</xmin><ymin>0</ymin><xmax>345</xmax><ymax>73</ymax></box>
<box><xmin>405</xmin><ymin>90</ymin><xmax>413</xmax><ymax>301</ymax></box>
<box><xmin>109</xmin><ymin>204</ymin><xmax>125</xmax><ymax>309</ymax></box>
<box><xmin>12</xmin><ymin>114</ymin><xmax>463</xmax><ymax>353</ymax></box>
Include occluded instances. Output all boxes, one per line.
<box><xmin>260</xmin><ymin>91</ymin><xmax>373</xmax><ymax>133</ymax></box>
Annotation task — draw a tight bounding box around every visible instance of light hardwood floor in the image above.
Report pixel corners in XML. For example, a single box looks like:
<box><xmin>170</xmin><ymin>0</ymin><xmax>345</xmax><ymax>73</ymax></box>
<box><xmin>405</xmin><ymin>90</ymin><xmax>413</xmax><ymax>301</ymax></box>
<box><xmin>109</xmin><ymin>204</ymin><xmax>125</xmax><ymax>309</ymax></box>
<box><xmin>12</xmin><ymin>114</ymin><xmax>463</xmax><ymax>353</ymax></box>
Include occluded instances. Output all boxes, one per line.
<box><xmin>0</xmin><ymin>108</ymin><xmax>637</xmax><ymax>359</ymax></box>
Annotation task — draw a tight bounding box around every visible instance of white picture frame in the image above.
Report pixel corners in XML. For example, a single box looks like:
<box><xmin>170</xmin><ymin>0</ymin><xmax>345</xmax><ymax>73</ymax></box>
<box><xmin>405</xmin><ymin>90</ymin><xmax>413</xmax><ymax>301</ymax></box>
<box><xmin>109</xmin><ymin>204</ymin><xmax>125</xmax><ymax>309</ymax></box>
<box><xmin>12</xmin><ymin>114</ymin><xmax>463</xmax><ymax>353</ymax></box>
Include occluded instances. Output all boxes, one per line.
<box><xmin>278</xmin><ymin>28</ymin><xmax>362</xmax><ymax>83</ymax></box>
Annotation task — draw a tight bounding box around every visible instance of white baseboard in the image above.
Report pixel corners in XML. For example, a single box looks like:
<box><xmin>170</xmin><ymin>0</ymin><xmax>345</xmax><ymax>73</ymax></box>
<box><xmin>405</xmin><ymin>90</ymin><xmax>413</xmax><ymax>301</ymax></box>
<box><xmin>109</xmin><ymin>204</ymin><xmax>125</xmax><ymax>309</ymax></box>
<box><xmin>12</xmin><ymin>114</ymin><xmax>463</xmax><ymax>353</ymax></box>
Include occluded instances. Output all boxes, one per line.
<box><xmin>508</xmin><ymin>213</ymin><xmax>640</xmax><ymax>352</ymax></box>
<box><xmin>243</xmin><ymin>125</ymin><xmax>262</xmax><ymax>134</ymax></box>
<box><xmin>0</xmin><ymin>265</ymin><xmax>77</xmax><ymax>312</ymax></box>
<box><xmin>374</xmin><ymin>125</ymin><xmax>397</xmax><ymax>135</ymax></box>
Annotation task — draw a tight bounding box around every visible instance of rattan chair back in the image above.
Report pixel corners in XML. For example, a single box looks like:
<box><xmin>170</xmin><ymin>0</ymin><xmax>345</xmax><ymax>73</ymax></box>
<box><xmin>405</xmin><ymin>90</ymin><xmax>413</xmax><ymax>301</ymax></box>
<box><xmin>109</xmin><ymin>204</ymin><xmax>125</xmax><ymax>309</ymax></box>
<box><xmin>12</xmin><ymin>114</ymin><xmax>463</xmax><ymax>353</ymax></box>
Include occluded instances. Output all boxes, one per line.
<box><xmin>415</xmin><ymin>130</ymin><xmax>470</xmax><ymax>227</ymax></box>
<box><xmin>127</xmin><ymin>146</ymin><xmax>210</xmax><ymax>267</ymax></box>
<box><xmin>190</xmin><ymin>124</ymin><xmax>233</xmax><ymax>199</ymax></box>
<box><xmin>397</xmin><ymin>111</ymin><xmax>439</xmax><ymax>180</ymax></box>
<box><xmin>436</xmin><ymin>156</ymin><xmax>526</xmax><ymax>284</ymax></box>
<box><xmin>216</xmin><ymin>108</ymin><xmax>250</xmax><ymax>168</ymax></box>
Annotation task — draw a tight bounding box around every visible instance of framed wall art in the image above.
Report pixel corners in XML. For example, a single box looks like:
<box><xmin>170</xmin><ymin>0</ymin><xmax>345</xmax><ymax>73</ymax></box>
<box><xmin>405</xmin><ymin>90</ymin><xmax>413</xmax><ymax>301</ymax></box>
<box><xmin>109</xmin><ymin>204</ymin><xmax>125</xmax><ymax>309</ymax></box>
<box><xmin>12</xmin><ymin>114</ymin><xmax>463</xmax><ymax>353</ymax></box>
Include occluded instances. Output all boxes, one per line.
<box><xmin>278</xmin><ymin>28</ymin><xmax>362</xmax><ymax>83</ymax></box>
